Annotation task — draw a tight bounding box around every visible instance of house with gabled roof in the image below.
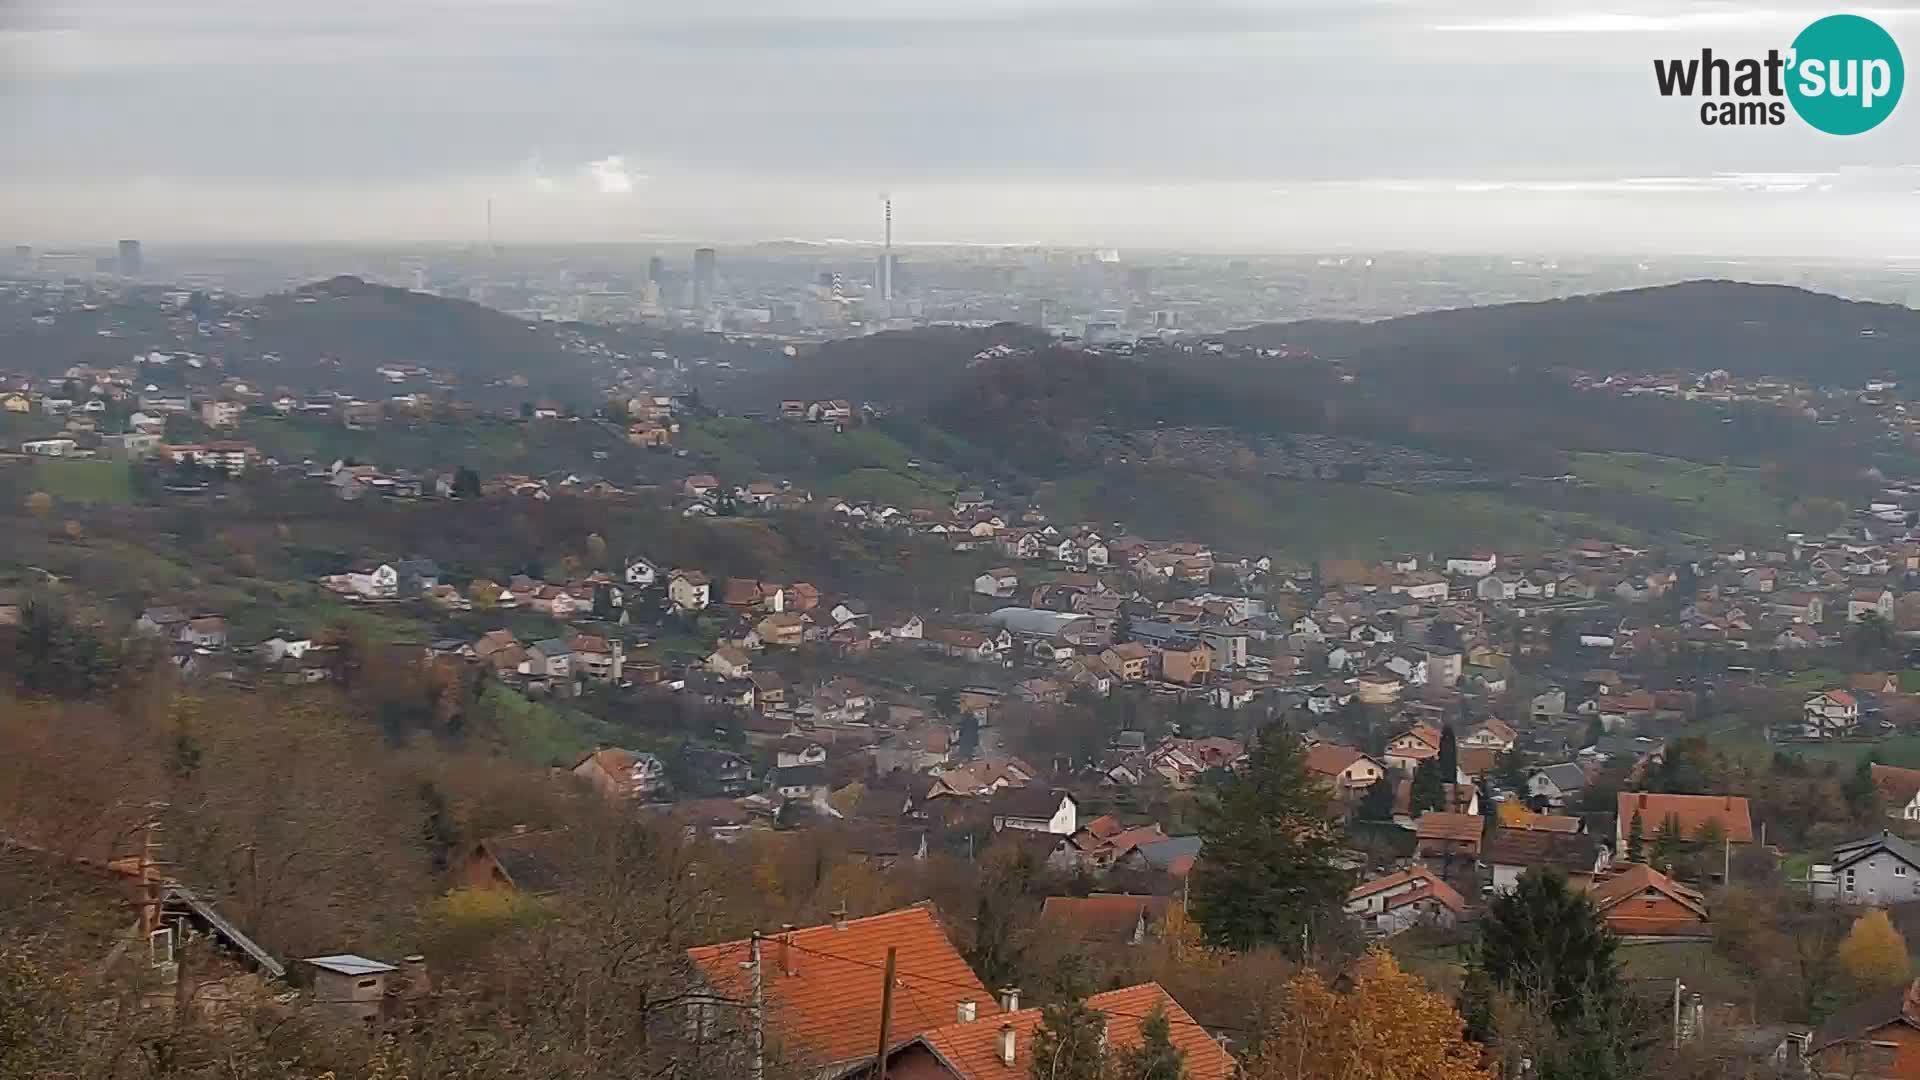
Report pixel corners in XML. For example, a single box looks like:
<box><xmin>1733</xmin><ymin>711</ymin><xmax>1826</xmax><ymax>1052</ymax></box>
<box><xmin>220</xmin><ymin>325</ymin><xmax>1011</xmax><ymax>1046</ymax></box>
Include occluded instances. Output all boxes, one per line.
<box><xmin>687</xmin><ymin>905</ymin><xmax>998</xmax><ymax>1077</ymax></box>
<box><xmin>1803</xmin><ymin>690</ymin><xmax>1861</xmax><ymax>739</ymax></box>
<box><xmin>1615</xmin><ymin>792</ymin><xmax>1753</xmax><ymax>851</ymax></box>
<box><xmin>877</xmin><ymin>982</ymin><xmax>1237</xmax><ymax>1080</ymax></box>
<box><xmin>1346</xmin><ymin>865</ymin><xmax>1468</xmax><ymax>936</ymax></box>
<box><xmin>1873</xmin><ymin>764</ymin><xmax>1920</xmax><ymax>821</ymax></box>
<box><xmin>1586</xmin><ymin>863</ymin><xmax>1709</xmax><ymax>940</ymax></box>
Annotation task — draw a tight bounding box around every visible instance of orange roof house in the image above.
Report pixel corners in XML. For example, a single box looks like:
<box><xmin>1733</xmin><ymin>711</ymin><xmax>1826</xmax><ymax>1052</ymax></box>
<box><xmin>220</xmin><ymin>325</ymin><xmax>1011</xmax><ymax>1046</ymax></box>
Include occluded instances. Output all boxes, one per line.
<box><xmin>882</xmin><ymin>982</ymin><xmax>1236</xmax><ymax>1080</ymax></box>
<box><xmin>1586</xmin><ymin>863</ymin><xmax>1709</xmax><ymax>939</ymax></box>
<box><xmin>1415</xmin><ymin>811</ymin><xmax>1485</xmax><ymax>858</ymax></box>
<box><xmin>1614</xmin><ymin>792</ymin><xmax>1753</xmax><ymax>851</ymax></box>
<box><xmin>687</xmin><ymin>904</ymin><xmax>994</xmax><ymax>1073</ymax></box>
<box><xmin>1873</xmin><ymin>764</ymin><xmax>1920</xmax><ymax>818</ymax></box>
<box><xmin>1804</xmin><ymin>978</ymin><xmax>1920</xmax><ymax>1079</ymax></box>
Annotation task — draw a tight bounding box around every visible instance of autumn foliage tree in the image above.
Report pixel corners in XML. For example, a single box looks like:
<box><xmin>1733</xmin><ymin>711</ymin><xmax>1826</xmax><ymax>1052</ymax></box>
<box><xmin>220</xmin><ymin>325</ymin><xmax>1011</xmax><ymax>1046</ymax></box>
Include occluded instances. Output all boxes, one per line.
<box><xmin>1838</xmin><ymin>908</ymin><xmax>1912</xmax><ymax>991</ymax></box>
<box><xmin>1248</xmin><ymin>950</ymin><xmax>1491</xmax><ymax>1080</ymax></box>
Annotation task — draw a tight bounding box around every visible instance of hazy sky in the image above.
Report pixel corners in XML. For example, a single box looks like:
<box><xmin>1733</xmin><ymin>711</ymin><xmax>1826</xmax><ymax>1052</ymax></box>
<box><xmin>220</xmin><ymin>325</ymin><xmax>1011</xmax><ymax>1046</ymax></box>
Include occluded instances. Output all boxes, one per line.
<box><xmin>3</xmin><ymin>0</ymin><xmax>1919</xmax><ymax>254</ymax></box>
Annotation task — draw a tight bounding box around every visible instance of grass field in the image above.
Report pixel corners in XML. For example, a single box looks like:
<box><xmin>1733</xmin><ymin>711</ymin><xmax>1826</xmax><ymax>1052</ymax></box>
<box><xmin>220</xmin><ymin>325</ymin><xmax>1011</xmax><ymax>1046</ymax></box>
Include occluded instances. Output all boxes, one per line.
<box><xmin>32</xmin><ymin>459</ymin><xmax>132</xmax><ymax>504</ymax></box>
<box><xmin>1569</xmin><ymin>452</ymin><xmax>1786</xmax><ymax>537</ymax></box>
<box><xmin>1044</xmin><ymin>468</ymin><xmax>1565</xmax><ymax>559</ymax></box>
<box><xmin>1705</xmin><ymin>724</ymin><xmax>1920</xmax><ymax>768</ymax></box>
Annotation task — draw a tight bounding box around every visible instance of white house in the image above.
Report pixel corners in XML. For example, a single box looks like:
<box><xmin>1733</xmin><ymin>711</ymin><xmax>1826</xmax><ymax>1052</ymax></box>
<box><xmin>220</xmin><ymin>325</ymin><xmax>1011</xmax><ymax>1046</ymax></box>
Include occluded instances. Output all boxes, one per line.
<box><xmin>974</xmin><ymin>568</ymin><xmax>1020</xmax><ymax>599</ymax></box>
<box><xmin>1446</xmin><ymin>552</ymin><xmax>1498</xmax><ymax>578</ymax></box>
<box><xmin>624</xmin><ymin>557</ymin><xmax>658</xmax><ymax>588</ymax></box>
<box><xmin>990</xmin><ymin>788</ymin><xmax>1078</xmax><ymax>834</ymax></box>
<box><xmin>346</xmin><ymin>563</ymin><xmax>399</xmax><ymax>599</ymax></box>
<box><xmin>1802</xmin><ymin>690</ymin><xmax>1861</xmax><ymax>739</ymax></box>
<box><xmin>1391</xmin><ymin>575</ymin><xmax>1450</xmax><ymax>602</ymax></box>
<box><xmin>668</xmin><ymin>570</ymin><xmax>711</xmax><ymax>611</ymax></box>
<box><xmin>1849</xmin><ymin>588</ymin><xmax>1895</xmax><ymax>623</ymax></box>
<box><xmin>1528</xmin><ymin>763</ymin><xmax>1589</xmax><ymax>809</ymax></box>
<box><xmin>1345</xmin><ymin>867</ymin><xmax>1466</xmax><ymax>937</ymax></box>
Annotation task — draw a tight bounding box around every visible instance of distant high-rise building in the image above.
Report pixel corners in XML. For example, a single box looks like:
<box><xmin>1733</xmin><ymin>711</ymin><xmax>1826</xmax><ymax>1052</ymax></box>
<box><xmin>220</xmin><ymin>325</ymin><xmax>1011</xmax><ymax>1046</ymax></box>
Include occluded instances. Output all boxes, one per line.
<box><xmin>880</xmin><ymin>196</ymin><xmax>894</xmax><ymax>302</ymax></box>
<box><xmin>1126</xmin><ymin>266</ymin><xmax>1152</xmax><ymax>295</ymax></box>
<box><xmin>12</xmin><ymin>245</ymin><xmax>31</xmax><ymax>269</ymax></box>
<box><xmin>648</xmin><ymin>255</ymin><xmax>666</xmax><ymax>284</ymax></box>
<box><xmin>117</xmin><ymin>239</ymin><xmax>142</xmax><ymax>276</ymax></box>
<box><xmin>692</xmin><ymin>247</ymin><xmax>717</xmax><ymax>309</ymax></box>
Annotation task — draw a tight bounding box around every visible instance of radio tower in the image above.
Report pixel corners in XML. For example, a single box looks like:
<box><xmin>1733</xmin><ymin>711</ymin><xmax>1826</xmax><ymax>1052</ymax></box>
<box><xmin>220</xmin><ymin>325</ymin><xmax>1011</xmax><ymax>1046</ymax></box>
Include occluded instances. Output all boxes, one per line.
<box><xmin>880</xmin><ymin>195</ymin><xmax>894</xmax><ymax>302</ymax></box>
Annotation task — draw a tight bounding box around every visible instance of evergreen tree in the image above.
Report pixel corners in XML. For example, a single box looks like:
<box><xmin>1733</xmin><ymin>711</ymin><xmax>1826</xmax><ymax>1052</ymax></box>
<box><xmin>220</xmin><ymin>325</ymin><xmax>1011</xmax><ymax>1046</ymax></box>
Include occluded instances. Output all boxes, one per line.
<box><xmin>1584</xmin><ymin>714</ymin><xmax>1605</xmax><ymax>749</ymax></box>
<box><xmin>1358</xmin><ymin>776</ymin><xmax>1396</xmax><ymax>821</ymax></box>
<box><xmin>1028</xmin><ymin>999</ymin><xmax>1108</xmax><ymax>1080</ymax></box>
<box><xmin>1438</xmin><ymin>723</ymin><xmax>1459</xmax><ymax>781</ymax></box>
<box><xmin>1651</xmin><ymin>813</ymin><xmax>1686</xmax><ymax>867</ymax></box>
<box><xmin>1844</xmin><ymin>756</ymin><xmax>1881</xmax><ymax>823</ymax></box>
<box><xmin>1189</xmin><ymin>723</ymin><xmax>1350</xmax><ymax>954</ymax></box>
<box><xmin>1410</xmin><ymin>758</ymin><xmax>1446</xmax><ymax>814</ymax></box>
<box><xmin>1478</xmin><ymin>868</ymin><xmax>1622</xmax><ymax>1029</ymax></box>
<box><xmin>1111</xmin><ymin>1005</ymin><xmax>1185</xmax><ymax>1080</ymax></box>
<box><xmin>1626</xmin><ymin>810</ymin><xmax>1645</xmax><ymax>864</ymax></box>
<box><xmin>451</xmin><ymin>466</ymin><xmax>482</xmax><ymax>498</ymax></box>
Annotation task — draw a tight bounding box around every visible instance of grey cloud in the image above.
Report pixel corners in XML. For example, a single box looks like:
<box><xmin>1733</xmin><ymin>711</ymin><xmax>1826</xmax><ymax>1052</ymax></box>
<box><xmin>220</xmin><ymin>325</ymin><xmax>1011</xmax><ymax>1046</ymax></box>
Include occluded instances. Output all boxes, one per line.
<box><xmin>0</xmin><ymin>0</ymin><xmax>1916</xmax><ymax>251</ymax></box>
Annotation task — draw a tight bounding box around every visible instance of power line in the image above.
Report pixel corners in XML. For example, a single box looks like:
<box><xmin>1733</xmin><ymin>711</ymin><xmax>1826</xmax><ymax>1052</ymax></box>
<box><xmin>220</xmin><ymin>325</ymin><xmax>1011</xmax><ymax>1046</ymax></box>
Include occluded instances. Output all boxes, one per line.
<box><xmin>779</xmin><ymin>939</ymin><xmax>1258</xmax><ymax>1036</ymax></box>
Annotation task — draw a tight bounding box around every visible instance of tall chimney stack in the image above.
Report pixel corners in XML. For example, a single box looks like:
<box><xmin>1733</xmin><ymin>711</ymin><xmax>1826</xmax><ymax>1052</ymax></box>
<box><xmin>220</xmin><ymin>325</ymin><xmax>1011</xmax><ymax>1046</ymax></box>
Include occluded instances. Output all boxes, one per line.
<box><xmin>998</xmin><ymin>986</ymin><xmax>1021</xmax><ymax>1012</ymax></box>
<box><xmin>997</xmin><ymin>1023</ymin><xmax>1016</xmax><ymax>1066</ymax></box>
<box><xmin>780</xmin><ymin>924</ymin><xmax>797</xmax><ymax>976</ymax></box>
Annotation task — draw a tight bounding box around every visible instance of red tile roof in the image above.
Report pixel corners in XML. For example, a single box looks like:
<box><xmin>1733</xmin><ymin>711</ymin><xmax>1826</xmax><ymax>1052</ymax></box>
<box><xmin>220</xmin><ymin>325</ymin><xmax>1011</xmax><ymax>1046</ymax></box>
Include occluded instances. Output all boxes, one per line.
<box><xmin>1616</xmin><ymin>792</ymin><xmax>1754</xmax><ymax>844</ymax></box>
<box><xmin>1347</xmin><ymin>866</ymin><xmax>1467</xmax><ymax>914</ymax></box>
<box><xmin>1587</xmin><ymin>863</ymin><xmax>1709</xmax><ymax>936</ymax></box>
<box><xmin>687</xmin><ymin>904</ymin><xmax>994</xmax><ymax>1070</ymax></box>
<box><xmin>907</xmin><ymin>983</ymin><xmax>1236</xmax><ymax>1080</ymax></box>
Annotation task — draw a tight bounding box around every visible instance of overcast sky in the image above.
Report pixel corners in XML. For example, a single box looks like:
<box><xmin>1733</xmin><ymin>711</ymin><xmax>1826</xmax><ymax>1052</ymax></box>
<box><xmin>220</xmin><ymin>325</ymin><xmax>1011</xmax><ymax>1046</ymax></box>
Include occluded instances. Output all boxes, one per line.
<box><xmin>3</xmin><ymin>0</ymin><xmax>1918</xmax><ymax>254</ymax></box>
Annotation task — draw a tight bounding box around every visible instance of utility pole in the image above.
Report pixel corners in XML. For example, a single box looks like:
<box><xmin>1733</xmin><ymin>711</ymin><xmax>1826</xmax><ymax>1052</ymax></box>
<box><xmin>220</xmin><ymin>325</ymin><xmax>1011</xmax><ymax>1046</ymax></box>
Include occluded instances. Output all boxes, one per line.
<box><xmin>750</xmin><ymin>931</ymin><xmax>765</xmax><ymax>1080</ymax></box>
<box><xmin>872</xmin><ymin>946</ymin><xmax>898</xmax><ymax>1080</ymax></box>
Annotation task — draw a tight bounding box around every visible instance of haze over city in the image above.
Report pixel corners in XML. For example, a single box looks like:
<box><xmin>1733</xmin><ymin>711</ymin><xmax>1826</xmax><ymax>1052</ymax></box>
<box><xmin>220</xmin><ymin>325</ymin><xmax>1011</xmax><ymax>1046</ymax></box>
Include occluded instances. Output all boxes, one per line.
<box><xmin>5</xmin><ymin>0</ymin><xmax>1919</xmax><ymax>254</ymax></box>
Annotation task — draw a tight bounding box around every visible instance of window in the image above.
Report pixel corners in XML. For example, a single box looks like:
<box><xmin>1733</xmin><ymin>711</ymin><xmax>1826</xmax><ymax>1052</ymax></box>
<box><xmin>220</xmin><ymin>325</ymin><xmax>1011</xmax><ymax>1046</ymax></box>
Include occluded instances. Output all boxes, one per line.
<box><xmin>1898</xmin><ymin>865</ymin><xmax>1908</xmax><ymax>877</ymax></box>
<box><xmin>148</xmin><ymin>928</ymin><xmax>174</xmax><ymax>968</ymax></box>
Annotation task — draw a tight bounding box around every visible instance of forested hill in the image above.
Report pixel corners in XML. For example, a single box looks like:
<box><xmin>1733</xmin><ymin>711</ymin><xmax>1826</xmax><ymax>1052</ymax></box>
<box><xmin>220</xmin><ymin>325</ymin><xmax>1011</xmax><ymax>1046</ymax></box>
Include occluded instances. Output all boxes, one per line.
<box><xmin>694</xmin><ymin>322</ymin><xmax>1051</xmax><ymax>411</ymax></box>
<box><xmin>1228</xmin><ymin>280</ymin><xmax>1920</xmax><ymax>384</ymax></box>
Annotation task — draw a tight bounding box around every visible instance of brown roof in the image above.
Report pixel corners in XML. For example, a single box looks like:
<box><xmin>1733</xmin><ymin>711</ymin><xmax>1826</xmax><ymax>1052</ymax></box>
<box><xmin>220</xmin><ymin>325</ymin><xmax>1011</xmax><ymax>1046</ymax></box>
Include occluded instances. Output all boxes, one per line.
<box><xmin>1873</xmin><ymin>763</ymin><xmax>1920</xmax><ymax>807</ymax></box>
<box><xmin>1303</xmin><ymin>744</ymin><xmax>1371</xmax><ymax>778</ymax></box>
<box><xmin>1456</xmin><ymin>747</ymin><xmax>1501</xmax><ymax>778</ymax></box>
<box><xmin>1586</xmin><ymin>863</ymin><xmax>1709</xmax><ymax>935</ymax></box>
<box><xmin>1616</xmin><ymin>792</ymin><xmax>1754</xmax><ymax>844</ymax></box>
<box><xmin>1039</xmin><ymin>894</ymin><xmax>1171</xmax><ymax>942</ymax></box>
<box><xmin>688</xmin><ymin>905</ymin><xmax>994</xmax><ymax>1069</ymax></box>
<box><xmin>1483</xmin><ymin>827</ymin><xmax>1601</xmax><ymax>873</ymax></box>
<box><xmin>907</xmin><ymin>983</ymin><xmax>1235</xmax><ymax>1080</ymax></box>
<box><xmin>1415</xmin><ymin>812</ymin><xmax>1484</xmax><ymax>843</ymax></box>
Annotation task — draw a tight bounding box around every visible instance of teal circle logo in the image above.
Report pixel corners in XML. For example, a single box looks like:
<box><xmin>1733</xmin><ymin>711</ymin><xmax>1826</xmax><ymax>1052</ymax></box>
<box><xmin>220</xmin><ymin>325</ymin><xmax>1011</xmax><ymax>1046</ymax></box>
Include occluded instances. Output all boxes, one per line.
<box><xmin>1788</xmin><ymin>14</ymin><xmax>1903</xmax><ymax>134</ymax></box>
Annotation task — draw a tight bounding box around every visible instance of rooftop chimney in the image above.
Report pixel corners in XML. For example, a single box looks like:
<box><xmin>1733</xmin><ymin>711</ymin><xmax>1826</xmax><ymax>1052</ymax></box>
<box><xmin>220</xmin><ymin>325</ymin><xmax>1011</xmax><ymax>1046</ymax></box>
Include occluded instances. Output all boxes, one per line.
<box><xmin>957</xmin><ymin>1000</ymin><xmax>977</xmax><ymax>1023</ymax></box>
<box><xmin>832</xmin><ymin>904</ymin><xmax>849</xmax><ymax>931</ymax></box>
<box><xmin>997</xmin><ymin>1023</ymin><xmax>1016</xmax><ymax>1066</ymax></box>
<box><xmin>780</xmin><ymin>924</ymin><xmax>797</xmax><ymax>976</ymax></box>
<box><xmin>999</xmin><ymin>986</ymin><xmax>1021</xmax><ymax>1012</ymax></box>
